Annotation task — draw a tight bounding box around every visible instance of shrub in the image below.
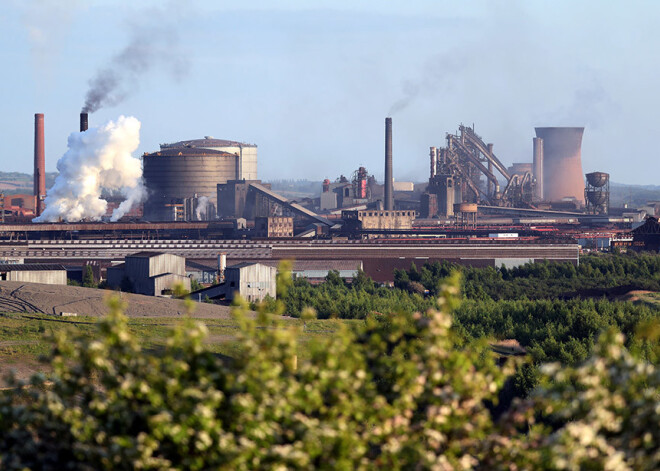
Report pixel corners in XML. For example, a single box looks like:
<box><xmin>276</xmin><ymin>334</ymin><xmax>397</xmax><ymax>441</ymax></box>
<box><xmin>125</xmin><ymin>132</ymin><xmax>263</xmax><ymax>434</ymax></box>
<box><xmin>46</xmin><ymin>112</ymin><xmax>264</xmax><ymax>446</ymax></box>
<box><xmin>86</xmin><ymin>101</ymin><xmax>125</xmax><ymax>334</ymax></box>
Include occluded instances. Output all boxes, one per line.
<box><xmin>0</xmin><ymin>274</ymin><xmax>658</xmax><ymax>469</ymax></box>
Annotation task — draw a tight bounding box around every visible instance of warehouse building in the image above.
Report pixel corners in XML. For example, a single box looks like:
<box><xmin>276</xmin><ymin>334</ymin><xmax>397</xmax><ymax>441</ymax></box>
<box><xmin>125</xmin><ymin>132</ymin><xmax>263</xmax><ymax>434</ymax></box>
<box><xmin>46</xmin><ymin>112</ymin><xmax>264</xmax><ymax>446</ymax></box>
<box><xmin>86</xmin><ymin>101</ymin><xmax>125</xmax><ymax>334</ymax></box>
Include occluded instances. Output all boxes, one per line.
<box><xmin>224</xmin><ymin>262</ymin><xmax>277</xmax><ymax>302</ymax></box>
<box><xmin>107</xmin><ymin>252</ymin><xmax>191</xmax><ymax>296</ymax></box>
<box><xmin>0</xmin><ymin>263</ymin><xmax>66</xmax><ymax>285</ymax></box>
<box><xmin>190</xmin><ymin>262</ymin><xmax>276</xmax><ymax>303</ymax></box>
<box><xmin>630</xmin><ymin>216</ymin><xmax>660</xmax><ymax>252</ymax></box>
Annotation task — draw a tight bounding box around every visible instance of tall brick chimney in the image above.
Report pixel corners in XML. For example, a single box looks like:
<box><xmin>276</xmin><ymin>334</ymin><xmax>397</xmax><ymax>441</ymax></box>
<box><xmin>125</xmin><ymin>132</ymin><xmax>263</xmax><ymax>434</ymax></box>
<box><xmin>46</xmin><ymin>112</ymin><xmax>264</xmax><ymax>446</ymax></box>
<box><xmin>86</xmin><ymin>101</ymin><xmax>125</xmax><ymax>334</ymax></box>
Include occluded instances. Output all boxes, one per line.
<box><xmin>34</xmin><ymin>113</ymin><xmax>46</xmax><ymax>216</ymax></box>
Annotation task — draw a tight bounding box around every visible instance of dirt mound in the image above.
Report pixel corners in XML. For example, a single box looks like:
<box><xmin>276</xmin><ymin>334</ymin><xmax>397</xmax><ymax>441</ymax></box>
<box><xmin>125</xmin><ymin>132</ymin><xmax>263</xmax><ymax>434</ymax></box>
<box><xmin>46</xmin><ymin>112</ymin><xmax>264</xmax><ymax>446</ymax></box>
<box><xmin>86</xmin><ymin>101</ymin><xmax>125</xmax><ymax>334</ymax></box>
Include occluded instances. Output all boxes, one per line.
<box><xmin>617</xmin><ymin>290</ymin><xmax>655</xmax><ymax>303</ymax></box>
<box><xmin>0</xmin><ymin>280</ymin><xmax>233</xmax><ymax>318</ymax></box>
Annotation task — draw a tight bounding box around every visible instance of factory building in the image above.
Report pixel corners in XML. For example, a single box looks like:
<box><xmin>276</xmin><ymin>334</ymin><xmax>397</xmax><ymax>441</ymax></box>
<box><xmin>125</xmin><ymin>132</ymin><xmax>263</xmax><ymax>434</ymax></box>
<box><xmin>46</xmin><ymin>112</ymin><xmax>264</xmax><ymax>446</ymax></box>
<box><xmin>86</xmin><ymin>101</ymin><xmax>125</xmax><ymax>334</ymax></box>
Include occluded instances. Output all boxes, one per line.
<box><xmin>190</xmin><ymin>262</ymin><xmax>277</xmax><ymax>303</ymax></box>
<box><xmin>217</xmin><ymin>180</ymin><xmax>266</xmax><ymax>219</ymax></box>
<box><xmin>142</xmin><ymin>138</ymin><xmax>257</xmax><ymax>221</ymax></box>
<box><xmin>342</xmin><ymin>210</ymin><xmax>415</xmax><ymax>231</ymax></box>
<box><xmin>224</xmin><ymin>262</ymin><xmax>277</xmax><ymax>302</ymax></box>
<box><xmin>107</xmin><ymin>252</ymin><xmax>191</xmax><ymax>296</ymax></box>
<box><xmin>254</xmin><ymin>217</ymin><xmax>294</xmax><ymax>238</ymax></box>
<box><xmin>630</xmin><ymin>217</ymin><xmax>660</xmax><ymax>252</ymax></box>
<box><xmin>0</xmin><ymin>263</ymin><xmax>66</xmax><ymax>285</ymax></box>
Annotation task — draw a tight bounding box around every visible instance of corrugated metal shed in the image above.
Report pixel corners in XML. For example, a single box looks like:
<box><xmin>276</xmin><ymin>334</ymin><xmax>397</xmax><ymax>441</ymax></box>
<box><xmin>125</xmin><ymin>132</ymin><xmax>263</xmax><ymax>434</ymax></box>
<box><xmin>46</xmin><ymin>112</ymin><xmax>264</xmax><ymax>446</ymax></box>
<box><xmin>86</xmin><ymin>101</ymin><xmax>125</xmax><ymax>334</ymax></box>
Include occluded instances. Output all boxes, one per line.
<box><xmin>0</xmin><ymin>263</ymin><xmax>67</xmax><ymax>285</ymax></box>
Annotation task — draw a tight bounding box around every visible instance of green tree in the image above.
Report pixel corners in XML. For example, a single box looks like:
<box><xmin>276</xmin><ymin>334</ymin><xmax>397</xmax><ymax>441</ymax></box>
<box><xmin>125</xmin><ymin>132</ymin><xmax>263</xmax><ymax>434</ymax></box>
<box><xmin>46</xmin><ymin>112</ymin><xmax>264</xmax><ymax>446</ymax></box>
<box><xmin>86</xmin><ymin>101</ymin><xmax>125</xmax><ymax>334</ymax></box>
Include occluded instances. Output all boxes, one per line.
<box><xmin>190</xmin><ymin>278</ymin><xmax>203</xmax><ymax>292</ymax></box>
<box><xmin>82</xmin><ymin>265</ymin><xmax>96</xmax><ymax>288</ymax></box>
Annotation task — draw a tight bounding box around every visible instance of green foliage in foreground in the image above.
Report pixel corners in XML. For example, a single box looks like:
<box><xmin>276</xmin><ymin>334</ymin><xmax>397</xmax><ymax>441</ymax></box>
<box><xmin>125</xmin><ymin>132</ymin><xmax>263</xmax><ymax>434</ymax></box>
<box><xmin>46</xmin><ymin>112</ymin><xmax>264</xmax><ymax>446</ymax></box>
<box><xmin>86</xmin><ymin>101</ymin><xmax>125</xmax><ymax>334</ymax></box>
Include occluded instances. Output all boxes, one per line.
<box><xmin>0</xmin><ymin>275</ymin><xmax>659</xmax><ymax>469</ymax></box>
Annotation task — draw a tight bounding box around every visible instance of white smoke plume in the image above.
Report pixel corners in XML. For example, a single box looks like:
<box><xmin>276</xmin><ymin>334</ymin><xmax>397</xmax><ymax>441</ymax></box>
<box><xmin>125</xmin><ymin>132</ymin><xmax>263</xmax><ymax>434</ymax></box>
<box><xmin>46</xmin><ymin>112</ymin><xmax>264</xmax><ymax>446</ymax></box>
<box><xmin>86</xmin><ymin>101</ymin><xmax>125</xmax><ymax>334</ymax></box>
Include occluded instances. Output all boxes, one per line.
<box><xmin>35</xmin><ymin>116</ymin><xmax>146</xmax><ymax>222</ymax></box>
<box><xmin>195</xmin><ymin>196</ymin><xmax>209</xmax><ymax>220</ymax></box>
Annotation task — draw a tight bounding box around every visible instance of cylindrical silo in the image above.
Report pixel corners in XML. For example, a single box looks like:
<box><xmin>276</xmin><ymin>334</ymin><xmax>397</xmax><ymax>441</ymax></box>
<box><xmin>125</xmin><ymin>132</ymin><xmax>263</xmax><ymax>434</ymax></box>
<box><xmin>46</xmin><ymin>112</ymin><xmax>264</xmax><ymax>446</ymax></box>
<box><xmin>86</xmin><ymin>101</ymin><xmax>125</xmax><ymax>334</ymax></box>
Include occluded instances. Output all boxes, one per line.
<box><xmin>142</xmin><ymin>147</ymin><xmax>239</xmax><ymax>221</ymax></box>
<box><xmin>534</xmin><ymin>127</ymin><xmax>584</xmax><ymax>203</ymax></box>
<box><xmin>532</xmin><ymin>137</ymin><xmax>543</xmax><ymax>201</ymax></box>
<box><xmin>143</xmin><ymin>138</ymin><xmax>258</xmax><ymax>221</ymax></box>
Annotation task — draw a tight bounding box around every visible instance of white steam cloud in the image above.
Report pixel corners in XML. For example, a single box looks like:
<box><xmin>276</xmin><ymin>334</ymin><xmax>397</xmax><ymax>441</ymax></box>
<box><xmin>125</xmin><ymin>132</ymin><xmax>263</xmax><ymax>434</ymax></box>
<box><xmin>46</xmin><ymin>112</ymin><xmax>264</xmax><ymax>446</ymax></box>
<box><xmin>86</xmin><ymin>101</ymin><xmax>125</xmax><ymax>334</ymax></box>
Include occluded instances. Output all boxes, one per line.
<box><xmin>195</xmin><ymin>196</ymin><xmax>209</xmax><ymax>220</ymax></box>
<box><xmin>35</xmin><ymin>116</ymin><xmax>146</xmax><ymax>223</ymax></box>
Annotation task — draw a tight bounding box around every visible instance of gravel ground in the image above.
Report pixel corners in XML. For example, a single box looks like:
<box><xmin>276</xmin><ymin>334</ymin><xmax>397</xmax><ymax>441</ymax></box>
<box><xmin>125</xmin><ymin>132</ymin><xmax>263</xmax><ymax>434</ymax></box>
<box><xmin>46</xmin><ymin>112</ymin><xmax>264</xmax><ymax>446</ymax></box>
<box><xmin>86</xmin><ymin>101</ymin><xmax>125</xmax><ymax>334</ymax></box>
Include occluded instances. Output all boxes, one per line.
<box><xmin>0</xmin><ymin>280</ymin><xmax>234</xmax><ymax>319</ymax></box>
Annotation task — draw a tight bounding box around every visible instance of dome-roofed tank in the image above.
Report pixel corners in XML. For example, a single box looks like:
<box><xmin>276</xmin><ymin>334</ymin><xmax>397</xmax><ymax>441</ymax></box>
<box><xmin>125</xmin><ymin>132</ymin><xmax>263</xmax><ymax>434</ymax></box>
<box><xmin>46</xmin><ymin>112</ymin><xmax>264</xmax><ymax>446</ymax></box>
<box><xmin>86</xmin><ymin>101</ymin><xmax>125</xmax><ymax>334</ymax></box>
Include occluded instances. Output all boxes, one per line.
<box><xmin>586</xmin><ymin>171</ymin><xmax>609</xmax><ymax>188</ymax></box>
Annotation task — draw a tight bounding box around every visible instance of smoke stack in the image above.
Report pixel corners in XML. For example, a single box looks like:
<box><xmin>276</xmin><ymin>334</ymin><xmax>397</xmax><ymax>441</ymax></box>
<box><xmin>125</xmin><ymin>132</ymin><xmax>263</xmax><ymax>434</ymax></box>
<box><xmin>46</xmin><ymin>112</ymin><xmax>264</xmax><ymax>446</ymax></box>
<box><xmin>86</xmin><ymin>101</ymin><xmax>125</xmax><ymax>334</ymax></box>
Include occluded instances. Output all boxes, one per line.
<box><xmin>384</xmin><ymin>117</ymin><xmax>394</xmax><ymax>210</ymax></box>
<box><xmin>533</xmin><ymin>137</ymin><xmax>544</xmax><ymax>201</ymax></box>
<box><xmin>217</xmin><ymin>253</ymin><xmax>227</xmax><ymax>282</ymax></box>
<box><xmin>80</xmin><ymin>112</ymin><xmax>88</xmax><ymax>132</ymax></box>
<box><xmin>34</xmin><ymin>113</ymin><xmax>46</xmax><ymax>216</ymax></box>
<box><xmin>534</xmin><ymin>127</ymin><xmax>584</xmax><ymax>203</ymax></box>
<box><xmin>429</xmin><ymin>147</ymin><xmax>437</xmax><ymax>178</ymax></box>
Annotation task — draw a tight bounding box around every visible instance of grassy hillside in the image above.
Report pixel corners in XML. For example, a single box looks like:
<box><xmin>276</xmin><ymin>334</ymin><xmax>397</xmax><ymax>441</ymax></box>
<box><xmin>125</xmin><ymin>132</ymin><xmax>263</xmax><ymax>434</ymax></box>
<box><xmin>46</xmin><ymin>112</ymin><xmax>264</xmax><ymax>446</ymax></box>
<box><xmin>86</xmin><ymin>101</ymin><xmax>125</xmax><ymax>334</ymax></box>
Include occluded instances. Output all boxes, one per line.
<box><xmin>0</xmin><ymin>171</ymin><xmax>58</xmax><ymax>194</ymax></box>
<box><xmin>0</xmin><ymin>311</ymin><xmax>346</xmax><ymax>387</ymax></box>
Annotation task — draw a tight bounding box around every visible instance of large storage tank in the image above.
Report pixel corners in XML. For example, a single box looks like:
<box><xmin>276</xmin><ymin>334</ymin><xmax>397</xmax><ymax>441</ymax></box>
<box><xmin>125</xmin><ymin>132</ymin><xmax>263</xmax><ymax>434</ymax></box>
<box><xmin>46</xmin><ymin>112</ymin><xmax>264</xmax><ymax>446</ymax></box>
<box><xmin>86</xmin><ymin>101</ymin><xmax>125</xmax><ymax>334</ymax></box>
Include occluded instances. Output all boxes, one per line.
<box><xmin>161</xmin><ymin>137</ymin><xmax>257</xmax><ymax>180</ymax></box>
<box><xmin>143</xmin><ymin>138</ymin><xmax>257</xmax><ymax>221</ymax></box>
<box><xmin>534</xmin><ymin>127</ymin><xmax>584</xmax><ymax>203</ymax></box>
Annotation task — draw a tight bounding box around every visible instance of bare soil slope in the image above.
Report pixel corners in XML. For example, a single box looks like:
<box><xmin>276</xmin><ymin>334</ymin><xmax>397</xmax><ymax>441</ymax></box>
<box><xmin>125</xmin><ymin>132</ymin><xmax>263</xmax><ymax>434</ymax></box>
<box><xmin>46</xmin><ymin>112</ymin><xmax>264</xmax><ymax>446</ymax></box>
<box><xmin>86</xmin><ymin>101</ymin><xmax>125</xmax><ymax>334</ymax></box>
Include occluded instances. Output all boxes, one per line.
<box><xmin>0</xmin><ymin>281</ymin><xmax>233</xmax><ymax>318</ymax></box>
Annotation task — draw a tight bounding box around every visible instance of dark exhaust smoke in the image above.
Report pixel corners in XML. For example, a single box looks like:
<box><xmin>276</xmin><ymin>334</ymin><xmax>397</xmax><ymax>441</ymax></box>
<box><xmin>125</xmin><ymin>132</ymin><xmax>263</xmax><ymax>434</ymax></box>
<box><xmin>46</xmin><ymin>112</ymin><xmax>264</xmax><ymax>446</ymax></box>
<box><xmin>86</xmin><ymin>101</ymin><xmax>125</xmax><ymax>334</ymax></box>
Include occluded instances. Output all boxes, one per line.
<box><xmin>81</xmin><ymin>6</ymin><xmax>189</xmax><ymax>114</ymax></box>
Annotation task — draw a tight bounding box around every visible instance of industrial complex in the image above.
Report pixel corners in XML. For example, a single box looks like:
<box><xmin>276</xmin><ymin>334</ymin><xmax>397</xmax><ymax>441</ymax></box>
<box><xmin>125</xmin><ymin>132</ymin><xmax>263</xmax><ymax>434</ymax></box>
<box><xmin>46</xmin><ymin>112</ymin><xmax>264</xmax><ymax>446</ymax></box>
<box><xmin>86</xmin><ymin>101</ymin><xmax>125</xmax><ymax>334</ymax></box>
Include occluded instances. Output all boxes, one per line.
<box><xmin>0</xmin><ymin>112</ymin><xmax>658</xmax><ymax>299</ymax></box>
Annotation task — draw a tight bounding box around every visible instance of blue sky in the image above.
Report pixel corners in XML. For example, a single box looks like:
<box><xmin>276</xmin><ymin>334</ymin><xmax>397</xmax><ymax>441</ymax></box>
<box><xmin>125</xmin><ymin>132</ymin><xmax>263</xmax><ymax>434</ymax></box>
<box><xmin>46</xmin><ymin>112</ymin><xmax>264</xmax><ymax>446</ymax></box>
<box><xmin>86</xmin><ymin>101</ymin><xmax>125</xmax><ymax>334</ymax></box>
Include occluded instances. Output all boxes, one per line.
<box><xmin>2</xmin><ymin>0</ymin><xmax>659</xmax><ymax>184</ymax></box>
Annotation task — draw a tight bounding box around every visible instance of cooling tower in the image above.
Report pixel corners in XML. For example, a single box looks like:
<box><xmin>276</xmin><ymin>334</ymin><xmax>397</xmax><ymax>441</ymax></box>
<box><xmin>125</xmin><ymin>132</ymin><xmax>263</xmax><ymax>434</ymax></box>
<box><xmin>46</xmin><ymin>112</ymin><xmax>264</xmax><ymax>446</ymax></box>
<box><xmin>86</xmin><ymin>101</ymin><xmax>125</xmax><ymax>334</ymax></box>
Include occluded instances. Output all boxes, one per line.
<box><xmin>534</xmin><ymin>127</ymin><xmax>584</xmax><ymax>203</ymax></box>
<box><xmin>384</xmin><ymin>117</ymin><xmax>394</xmax><ymax>210</ymax></box>
<box><xmin>34</xmin><ymin>113</ymin><xmax>46</xmax><ymax>216</ymax></box>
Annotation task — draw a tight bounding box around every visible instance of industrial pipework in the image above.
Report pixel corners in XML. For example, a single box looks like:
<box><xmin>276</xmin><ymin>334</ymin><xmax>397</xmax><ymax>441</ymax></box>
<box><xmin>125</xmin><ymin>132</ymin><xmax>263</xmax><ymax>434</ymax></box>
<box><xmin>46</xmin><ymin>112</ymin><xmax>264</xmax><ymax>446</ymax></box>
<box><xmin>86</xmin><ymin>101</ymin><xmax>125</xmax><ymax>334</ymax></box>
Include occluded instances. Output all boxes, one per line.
<box><xmin>34</xmin><ymin>113</ymin><xmax>46</xmax><ymax>216</ymax></box>
<box><xmin>384</xmin><ymin>117</ymin><xmax>394</xmax><ymax>210</ymax></box>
